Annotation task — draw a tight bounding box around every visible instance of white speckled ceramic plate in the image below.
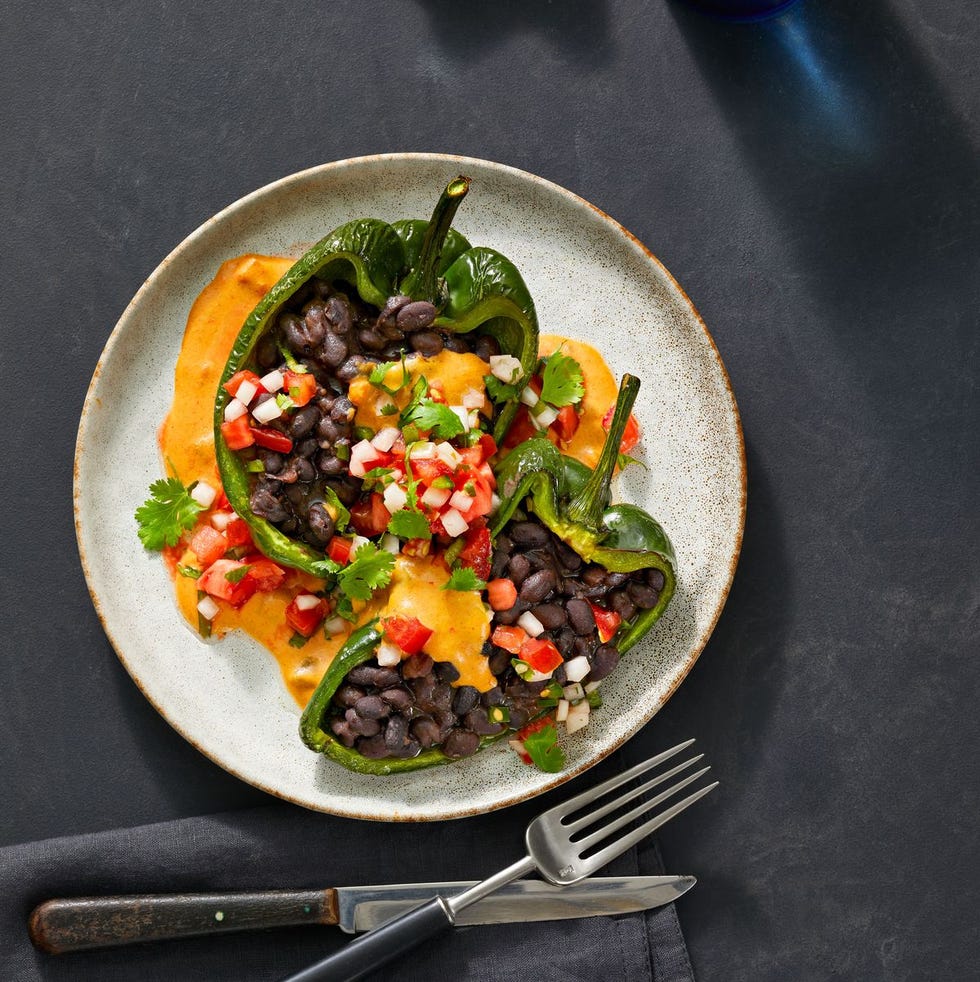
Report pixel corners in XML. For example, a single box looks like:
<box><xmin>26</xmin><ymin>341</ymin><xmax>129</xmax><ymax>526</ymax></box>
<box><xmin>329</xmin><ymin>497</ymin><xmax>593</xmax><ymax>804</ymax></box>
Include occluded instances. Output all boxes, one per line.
<box><xmin>74</xmin><ymin>153</ymin><xmax>745</xmax><ymax>821</ymax></box>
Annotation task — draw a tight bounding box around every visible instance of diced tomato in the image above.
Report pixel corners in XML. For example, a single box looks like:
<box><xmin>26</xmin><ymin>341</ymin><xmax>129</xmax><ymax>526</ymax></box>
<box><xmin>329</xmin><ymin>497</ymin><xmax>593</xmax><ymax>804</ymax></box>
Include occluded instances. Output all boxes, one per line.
<box><xmin>382</xmin><ymin>616</ymin><xmax>433</xmax><ymax>655</ymax></box>
<box><xmin>552</xmin><ymin>405</ymin><xmax>580</xmax><ymax>444</ymax></box>
<box><xmin>283</xmin><ymin>370</ymin><xmax>316</xmax><ymax>407</ymax></box>
<box><xmin>350</xmin><ymin>493</ymin><xmax>390</xmax><ymax>537</ymax></box>
<box><xmin>286</xmin><ymin>595</ymin><xmax>328</xmax><ymax>637</ymax></box>
<box><xmin>589</xmin><ymin>603</ymin><xmax>622</xmax><ymax>643</ymax></box>
<box><xmin>243</xmin><ymin>556</ymin><xmax>286</xmax><ymax>592</ymax></box>
<box><xmin>516</xmin><ymin>714</ymin><xmax>553</xmax><ymax>741</ymax></box>
<box><xmin>458</xmin><ymin>466</ymin><xmax>495</xmax><ymax>523</ymax></box>
<box><xmin>457</xmin><ymin>522</ymin><xmax>492</xmax><ymax>580</ymax></box>
<box><xmin>501</xmin><ymin>405</ymin><xmax>537</xmax><ymax>450</ymax></box>
<box><xmin>601</xmin><ymin>405</ymin><xmax>641</xmax><ymax>454</ymax></box>
<box><xmin>222</xmin><ymin>516</ymin><xmax>253</xmax><ymax>550</ymax></box>
<box><xmin>486</xmin><ymin>578</ymin><xmax>518</xmax><ymax>611</ymax></box>
<box><xmin>251</xmin><ymin>425</ymin><xmax>293</xmax><ymax>453</ymax></box>
<box><xmin>477</xmin><ymin>432</ymin><xmax>498</xmax><ymax>462</ymax></box>
<box><xmin>327</xmin><ymin>536</ymin><xmax>353</xmax><ymax>565</ymax></box>
<box><xmin>527</xmin><ymin>374</ymin><xmax>543</xmax><ymax>396</ymax></box>
<box><xmin>198</xmin><ymin>559</ymin><xmax>257</xmax><ymax>608</ymax></box>
<box><xmin>519</xmin><ymin>638</ymin><xmax>564</xmax><ymax>674</ymax></box>
<box><xmin>411</xmin><ymin>457</ymin><xmax>454</xmax><ymax>487</ymax></box>
<box><xmin>213</xmin><ymin>489</ymin><xmax>230</xmax><ymax>511</ymax></box>
<box><xmin>222</xmin><ymin>370</ymin><xmax>265</xmax><ymax>399</ymax></box>
<box><xmin>220</xmin><ymin>415</ymin><xmax>255</xmax><ymax>450</ymax></box>
<box><xmin>491</xmin><ymin>624</ymin><xmax>528</xmax><ymax>655</ymax></box>
<box><xmin>189</xmin><ymin>525</ymin><xmax>228</xmax><ymax>567</ymax></box>
<box><xmin>427</xmin><ymin>383</ymin><xmax>447</xmax><ymax>404</ymax></box>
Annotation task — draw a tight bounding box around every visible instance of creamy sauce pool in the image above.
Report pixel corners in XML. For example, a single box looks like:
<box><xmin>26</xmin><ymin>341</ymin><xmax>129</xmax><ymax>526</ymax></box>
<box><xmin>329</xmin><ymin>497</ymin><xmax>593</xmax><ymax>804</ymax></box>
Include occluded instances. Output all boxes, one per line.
<box><xmin>159</xmin><ymin>255</ymin><xmax>617</xmax><ymax>707</ymax></box>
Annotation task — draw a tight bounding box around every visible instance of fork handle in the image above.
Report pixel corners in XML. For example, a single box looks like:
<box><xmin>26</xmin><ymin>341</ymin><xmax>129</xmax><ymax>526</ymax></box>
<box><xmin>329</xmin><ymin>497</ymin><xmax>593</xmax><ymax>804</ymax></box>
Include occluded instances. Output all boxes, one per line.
<box><xmin>281</xmin><ymin>897</ymin><xmax>454</xmax><ymax>982</ymax></box>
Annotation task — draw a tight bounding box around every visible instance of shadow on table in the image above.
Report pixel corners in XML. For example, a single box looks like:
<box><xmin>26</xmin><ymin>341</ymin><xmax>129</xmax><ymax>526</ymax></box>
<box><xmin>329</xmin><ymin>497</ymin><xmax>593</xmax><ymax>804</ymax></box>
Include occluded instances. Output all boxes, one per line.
<box><xmin>412</xmin><ymin>0</ymin><xmax>615</xmax><ymax>64</ymax></box>
<box><xmin>667</xmin><ymin>0</ymin><xmax>979</xmax><ymax>351</ymax></box>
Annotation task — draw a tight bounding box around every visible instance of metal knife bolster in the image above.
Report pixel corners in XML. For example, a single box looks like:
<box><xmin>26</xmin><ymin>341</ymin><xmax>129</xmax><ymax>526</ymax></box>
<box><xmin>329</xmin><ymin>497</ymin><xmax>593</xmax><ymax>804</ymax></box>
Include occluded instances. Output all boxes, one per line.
<box><xmin>340</xmin><ymin>875</ymin><xmax>695</xmax><ymax>933</ymax></box>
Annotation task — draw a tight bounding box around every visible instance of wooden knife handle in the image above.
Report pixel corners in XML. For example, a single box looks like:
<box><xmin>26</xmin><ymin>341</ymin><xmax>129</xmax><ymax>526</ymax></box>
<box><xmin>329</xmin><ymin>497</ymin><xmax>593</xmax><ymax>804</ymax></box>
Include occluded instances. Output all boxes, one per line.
<box><xmin>29</xmin><ymin>889</ymin><xmax>338</xmax><ymax>954</ymax></box>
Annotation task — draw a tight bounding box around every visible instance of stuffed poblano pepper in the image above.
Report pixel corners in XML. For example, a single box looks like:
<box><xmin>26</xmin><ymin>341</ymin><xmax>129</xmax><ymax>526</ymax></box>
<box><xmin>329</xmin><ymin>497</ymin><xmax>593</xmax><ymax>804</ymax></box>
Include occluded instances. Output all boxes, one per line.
<box><xmin>298</xmin><ymin>373</ymin><xmax>676</xmax><ymax>775</ymax></box>
<box><xmin>213</xmin><ymin>177</ymin><xmax>539</xmax><ymax>579</ymax></box>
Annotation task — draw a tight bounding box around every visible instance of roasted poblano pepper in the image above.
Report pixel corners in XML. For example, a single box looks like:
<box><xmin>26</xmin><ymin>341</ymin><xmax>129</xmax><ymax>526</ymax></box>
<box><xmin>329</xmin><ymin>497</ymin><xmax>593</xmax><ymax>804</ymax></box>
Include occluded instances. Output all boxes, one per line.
<box><xmin>214</xmin><ymin>177</ymin><xmax>539</xmax><ymax>576</ymax></box>
<box><xmin>491</xmin><ymin>374</ymin><xmax>676</xmax><ymax>653</ymax></box>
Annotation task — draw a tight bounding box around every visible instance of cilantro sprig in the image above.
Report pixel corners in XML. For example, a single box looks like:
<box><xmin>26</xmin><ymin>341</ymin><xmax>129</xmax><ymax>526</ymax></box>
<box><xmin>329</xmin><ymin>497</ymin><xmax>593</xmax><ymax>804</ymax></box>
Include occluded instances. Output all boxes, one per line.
<box><xmin>442</xmin><ymin>567</ymin><xmax>486</xmax><ymax>592</ymax></box>
<box><xmin>522</xmin><ymin>722</ymin><xmax>566</xmax><ymax>773</ymax></box>
<box><xmin>135</xmin><ymin>477</ymin><xmax>206</xmax><ymax>550</ymax></box>
<box><xmin>539</xmin><ymin>349</ymin><xmax>585</xmax><ymax>408</ymax></box>
<box><xmin>312</xmin><ymin>541</ymin><xmax>396</xmax><ymax>605</ymax></box>
<box><xmin>387</xmin><ymin>509</ymin><xmax>432</xmax><ymax>540</ymax></box>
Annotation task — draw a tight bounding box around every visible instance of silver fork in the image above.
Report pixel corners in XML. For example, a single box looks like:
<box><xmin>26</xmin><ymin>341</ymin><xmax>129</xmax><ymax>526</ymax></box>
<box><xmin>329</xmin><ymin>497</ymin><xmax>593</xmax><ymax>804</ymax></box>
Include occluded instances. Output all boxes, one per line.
<box><xmin>283</xmin><ymin>740</ymin><xmax>716</xmax><ymax>982</ymax></box>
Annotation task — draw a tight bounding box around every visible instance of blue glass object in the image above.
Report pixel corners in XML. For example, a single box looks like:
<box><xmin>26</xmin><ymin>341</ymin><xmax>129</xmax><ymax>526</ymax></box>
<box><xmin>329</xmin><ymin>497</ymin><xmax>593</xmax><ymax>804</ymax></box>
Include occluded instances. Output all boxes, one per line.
<box><xmin>680</xmin><ymin>0</ymin><xmax>803</xmax><ymax>22</ymax></box>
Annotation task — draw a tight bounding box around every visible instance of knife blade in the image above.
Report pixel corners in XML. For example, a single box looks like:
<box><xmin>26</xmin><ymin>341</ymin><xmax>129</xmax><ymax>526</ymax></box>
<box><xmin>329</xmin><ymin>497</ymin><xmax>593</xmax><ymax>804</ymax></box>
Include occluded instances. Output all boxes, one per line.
<box><xmin>29</xmin><ymin>876</ymin><xmax>695</xmax><ymax>954</ymax></box>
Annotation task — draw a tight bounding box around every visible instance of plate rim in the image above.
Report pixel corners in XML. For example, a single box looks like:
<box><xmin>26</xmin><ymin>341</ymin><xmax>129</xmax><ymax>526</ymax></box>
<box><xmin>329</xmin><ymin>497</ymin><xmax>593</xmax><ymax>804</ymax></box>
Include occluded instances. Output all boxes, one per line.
<box><xmin>73</xmin><ymin>152</ymin><xmax>746</xmax><ymax>821</ymax></box>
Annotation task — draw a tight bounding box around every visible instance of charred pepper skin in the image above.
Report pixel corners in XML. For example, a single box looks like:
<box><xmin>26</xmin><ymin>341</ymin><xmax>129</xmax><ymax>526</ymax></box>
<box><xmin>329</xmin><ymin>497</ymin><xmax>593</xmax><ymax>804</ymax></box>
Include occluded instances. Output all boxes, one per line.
<box><xmin>491</xmin><ymin>375</ymin><xmax>676</xmax><ymax>654</ymax></box>
<box><xmin>214</xmin><ymin>178</ymin><xmax>539</xmax><ymax>577</ymax></box>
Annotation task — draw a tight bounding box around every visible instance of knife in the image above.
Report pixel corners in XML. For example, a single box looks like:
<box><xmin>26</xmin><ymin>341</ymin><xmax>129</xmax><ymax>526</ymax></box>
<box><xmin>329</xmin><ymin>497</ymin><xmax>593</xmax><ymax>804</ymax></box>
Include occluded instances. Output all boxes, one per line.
<box><xmin>29</xmin><ymin>875</ymin><xmax>695</xmax><ymax>954</ymax></box>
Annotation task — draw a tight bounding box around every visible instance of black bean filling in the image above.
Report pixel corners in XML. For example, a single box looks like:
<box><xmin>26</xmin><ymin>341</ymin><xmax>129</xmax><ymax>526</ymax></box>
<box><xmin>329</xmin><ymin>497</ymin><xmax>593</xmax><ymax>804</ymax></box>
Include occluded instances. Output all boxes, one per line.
<box><xmin>238</xmin><ymin>279</ymin><xmax>501</xmax><ymax>547</ymax></box>
<box><xmin>330</xmin><ymin>515</ymin><xmax>665</xmax><ymax>761</ymax></box>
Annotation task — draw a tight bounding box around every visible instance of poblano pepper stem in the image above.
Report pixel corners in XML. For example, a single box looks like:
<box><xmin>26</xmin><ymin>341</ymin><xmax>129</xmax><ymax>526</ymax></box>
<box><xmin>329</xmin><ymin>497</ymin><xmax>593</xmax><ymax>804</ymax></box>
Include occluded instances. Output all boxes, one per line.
<box><xmin>398</xmin><ymin>176</ymin><xmax>470</xmax><ymax>305</ymax></box>
<box><xmin>565</xmin><ymin>374</ymin><xmax>640</xmax><ymax>530</ymax></box>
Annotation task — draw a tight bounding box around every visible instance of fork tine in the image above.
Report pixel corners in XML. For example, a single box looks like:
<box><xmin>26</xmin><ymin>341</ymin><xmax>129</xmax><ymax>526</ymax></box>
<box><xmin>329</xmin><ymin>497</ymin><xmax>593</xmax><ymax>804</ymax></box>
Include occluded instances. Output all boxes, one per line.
<box><xmin>580</xmin><ymin>781</ymin><xmax>719</xmax><ymax>874</ymax></box>
<box><xmin>557</xmin><ymin>740</ymin><xmax>696</xmax><ymax>816</ymax></box>
<box><xmin>564</xmin><ymin>755</ymin><xmax>704</xmax><ymax>833</ymax></box>
<box><xmin>573</xmin><ymin>766</ymin><xmax>712</xmax><ymax>850</ymax></box>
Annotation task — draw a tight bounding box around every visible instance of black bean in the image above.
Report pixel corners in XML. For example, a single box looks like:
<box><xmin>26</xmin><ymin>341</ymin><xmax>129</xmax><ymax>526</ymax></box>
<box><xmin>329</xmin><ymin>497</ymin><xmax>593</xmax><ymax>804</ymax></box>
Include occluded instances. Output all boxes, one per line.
<box><xmin>306</xmin><ymin>502</ymin><xmax>335</xmax><ymax>542</ymax></box>
<box><xmin>325</xmin><ymin>296</ymin><xmax>353</xmax><ymax>334</ymax></box>
<box><xmin>380</xmin><ymin>686</ymin><xmax>413</xmax><ymax>712</ymax></box>
<box><xmin>609</xmin><ymin>590</ymin><xmax>636</xmax><ymax>621</ymax></box>
<box><xmin>397</xmin><ymin>300</ymin><xmax>438</xmax><ymax>331</ymax></box>
<box><xmin>333</xmin><ymin>684</ymin><xmax>365</xmax><ymax>709</ymax></box>
<box><xmin>296</xmin><ymin>437</ymin><xmax>318</xmax><ymax>459</ymax></box>
<box><xmin>488</xmin><ymin>649</ymin><xmax>511</xmax><ymax>675</ymax></box>
<box><xmin>329</xmin><ymin>719</ymin><xmax>356</xmax><ymax>748</ymax></box>
<box><xmin>554</xmin><ymin>627</ymin><xmax>577</xmax><ymax>657</ymax></box>
<box><xmin>282</xmin><ymin>312</ymin><xmax>323</xmax><ymax>355</ymax></box>
<box><xmin>384</xmin><ymin>714</ymin><xmax>409</xmax><ymax>751</ymax></box>
<box><xmin>430</xmin><ymin>683</ymin><xmax>453</xmax><ymax>712</ymax></box>
<box><xmin>403</xmin><ymin>653</ymin><xmax>434</xmax><ymax>679</ymax></box>
<box><xmin>492</xmin><ymin>600</ymin><xmax>527</xmax><ymax>625</ymax></box>
<box><xmin>317</xmin><ymin>452</ymin><xmax>345</xmax><ymax>476</ymax></box>
<box><xmin>507</xmin><ymin>554</ymin><xmax>532</xmax><ymax>586</ymax></box>
<box><xmin>646</xmin><ymin>568</ymin><xmax>666</xmax><ymax>590</ymax></box>
<box><xmin>480</xmin><ymin>685</ymin><xmax>503</xmax><ymax>707</ymax></box>
<box><xmin>356</xmin><ymin>734</ymin><xmax>390</xmax><ymax>758</ymax></box>
<box><xmin>566</xmin><ymin>598</ymin><xmax>597</xmax><ymax>635</ymax></box>
<box><xmin>348</xmin><ymin>665</ymin><xmax>401</xmax><ymax>688</ymax></box>
<box><xmin>250</xmin><ymin>485</ymin><xmax>287</xmax><ymax>523</ymax></box>
<box><xmin>508</xmin><ymin>707</ymin><xmax>530</xmax><ymax>730</ymax></box>
<box><xmin>330</xmin><ymin>396</ymin><xmax>354</xmax><ymax>422</ymax></box>
<box><xmin>605</xmin><ymin>571</ymin><xmax>630</xmax><ymax>588</ymax></box>
<box><xmin>589</xmin><ymin>644</ymin><xmax>620</xmax><ymax>681</ymax></box>
<box><xmin>317</xmin><ymin>417</ymin><xmax>341</xmax><ymax>443</ymax></box>
<box><xmin>520</xmin><ymin>569</ymin><xmax>557</xmax><ymax>603</ymax></box>
<box><xmin>555</xmin><ymin>541</ymin><xmax>582</xmax><ymax>571</ymax></box>
<box><xmin>260</xmin><ymin>450</ymin><xmax>284</xmax><ymax>474</ymax></box>
<box><xmin>451</xmin><ymin>685</ymin><xmax>480</xmax><ymax>716</ymax></box>
<box><xmin>411</xmin><ymin>717</ymin><xmax>441</xmax><ymax>749</ymax></box>
<box><xmin>354</xmin><ymin>695</ymin><xmax>390</xmax><ymax>720</ymax></box>
<box><xmin>443</xmin><ymin>336</ymin><xmax>469</xmax><ymax>353</ymax></box>
<box><xmin>409</xmin><ymin>675</ymin><xmax>437</xmax><ymax>705</ymax></box>
<box><xmin>465</xmin><ymin>707</ymin><xmax>505</xmax><ymax>735</ymax></box>
<box><xmin>331</xmin><ymin>478</ymin><xmax>359</xmax><ymax>506</ymax></box>
<box><xmin>443</xmin><ymin>729</ymin><xmax>480</xmax><ymax>758</ymax></box>
<box><xmin>582</xmin><ymin>565</ymin><xmax>606</xmax><ymax>587</ymax></box>
<box><xmin>336</xmin><ymin>355</ymin><xmax>368</xmax><ymax>382</ymax></box>
<box><xmin>490</xmin><ymin>548</ymin><xmax>510</xmax><ymax>580</ymax></box>
<box><xmin>509</xmin><ymin>522</ymin><xmax>550</xmax><ymax>548</ymax></box>
<box><xmin>432</xmin><ymin>708</ymin><xmax>457</xmax><ymax>737</ymax></box>
<box><xmin>390</xmin><ymin>737</ymin><xmax>421</xmax><ymax>759</ymax></box>
<box><xmin>410</xmin><ymin>330</ymin><xmax>444</xmax><ymax>357</ymax></box>
<box><xmin>435</xmin><ymin>661</ymin><xmax>461</xmax><ymax>684</ymax></box>
<box><xmin>532</xmin><ymin>603</ymin><xmax>567</xmax><ymax>630</ymax></box>
<box><xmin>345</xmin><ymin>708</ymin><xmax>381</xmax><ymax>737</ymax></box>
<box><xmin>471</xmin><ymin>334</ymin><xmax>501</xmax><ymax>360</ymax></box>
<box><xmin>291</xmin><ymin>458</ymin><xmax>315</xmax><ymax>483</ymax></box>
<box><xmin>573</xmin><ymin>635</ymin><xmax>596</xmax><ymax>660</ymax></box>
<box><xmin>317</xmin><ymin>395</ymin><xmax>335</xmax><ymax>414</ymax></box>
<box><xmin>358</xmin><ymin>328</ymin><xmax>387</xmax><ymax>351</ymax></box>
<box><xmin>289</xmin><ymin>406</ymin><xmax>319</xmax><ymax>439</ymax></box>
<box><xmin>318</xmin><ymin>332</ymin><xmax>349</xmax><ymax>368</ymax></box>
<box><xmin>628</xmin><ymin>581</ymin><xmax>660</xmax><ymax>609</ymax></box>
<box><xmin>377</xmin><ymin>295</ymin><xmax>410</xmax><ymax>329</ymax></box>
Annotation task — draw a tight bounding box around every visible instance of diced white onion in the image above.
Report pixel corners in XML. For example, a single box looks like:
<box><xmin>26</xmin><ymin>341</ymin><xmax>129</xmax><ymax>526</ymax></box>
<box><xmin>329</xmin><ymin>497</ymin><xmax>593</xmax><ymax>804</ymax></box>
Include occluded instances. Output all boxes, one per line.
<box><xmin>467</xmin><ymin>409</ymin><xmax>481</xmax><ymax>429</ymax></box>
<box><xmin>383</xmin><ymin>482</ymin><xmax>408</xmax><ymax>513</ymax></box>
<box><xmin>563</xmin><ymin>682</ymin><xmax>586</xmax><ymax>702</ymax></box>
<box><xmin>224</xmin><ymin>398</ymin><xmax>247</xmax><ymax>422</ymax></box>
<box><xmin>517</xmin><ymin>611</ymin><xmax>545</xmax><ymax>638</ymax></box>
<box><xmin>565</xmin><ymin>699</ymin><xmax>591</xmax><ymax>734</ymax></box>
<box><xmin>449</xmin><ymin>406</ymin><xmax>471</xmax><ymax>432</ymax></box>
<box><xmin>210</xmin><ymin>511</ymin><xmax>235</xmax><ymax>531</ymax></box>
<box><xmin>197</xmin><ymin>595</ymin><xmax>220</xmax><ymax>621</ymax></box>
<box><xmin>441</xmin><ymin>508</ymin><xmax>469</xmax><ymax>538</ymax></box>
<box><xmin>372</xmin><ymin>427</ymin><xmax>400</xmax><ymax>452</ymax></box>
<box><xmin>520</xmin><ymin>386</ymin><xmax>539</xmax><ymax>408</ymax></box>
<box><xmin>421</xmin><ymin>485</ymin><xmax>451</xmax><ymax>509</ymax></box>
<box><xmin>461</xmin><ymin>387</ymin><xmax>485</xmax><ymax>410</ymax></box>
<box><xmin>379</xmin><ymin>533</ymin><xmax>401</xmax><ymax>555</ymax></box>
<box><xmin>449</xmin><ymin>489</ymin><xmax>474</xmax><ymax>512</ymax></box>
<box><xmin>584</xmin><ymin>681</ymin><xmax>602</xmax><ymax>694</ymax></box>
<box><xmin>190</xmin><ymin>481</ymin><xmax>217</xmax><ymax>508</ymax></box>
<box><xmin>564</xmin><ymin>656</ymin><xmax>591</xmax><ymax>683</ymax></box>
<box><xmin>435</xmin><ymin>442</ymin><xmax>462</xmax><ymax>468</ymax></box>
<box><xmin>295</xmin><ymin>593</ymin><xmax>321</xmax><ymax>611</ymax></box>
<box><xmin>235</xmin><ymin>380</ymin><xmax>258</xmax><ymax>406</ymax></box>
<box><xmin>323</xmin><ymin>616</ymin><xmax>347</xmax><ymax>637</ymax></box>
<box><xmin>555</xmin><ymin>699</ymin><xmax>570</xmax><ymax>723</ymax></box>
<box><xmin>509</xmin><ymin>738</ymin><xmax>526</xmax><ymax>756</ymax></box>
<box><xmin>527</xmin><ymin>668</ymin><xmax>554</xmax><ymax>683</ymax></box>
<box><xmin>534</xmin><ymin>404</ymin><xmax>559</xmax><ymax>428</ymax></box>
<box><xmin>252</xmin><ymin>398</ymin><xmax>283</xmax><ymax>424</ymax></box>
<box><xmin>348</xmin><ymin>439</ymin><xmax>379</xmax><ymax>478</ymax></box>
<box><xmin>489</xmin><ymin>493</ymin><xmax>501</xmax><ymax>515</ymax></box>
<box><xmin>407</xmin><ymin>441</ymin><xmax>436</xmax><ymax>459</ymax></box>
<box><xmin>489</xmin><ymin>354</ymin><xmax>522</xmax><ymax>383</ymax></box>
<box><xmin>259</xmin><ymin>370</ymin><xmax>285</xmax><ymax>393</ymax></box>
<box><xmin>350</xmin><ymin>535</ymin><xmax>370</xmax><ymax>556</ymax></box>
<box><xmin>376</xmin><ymin>641</ymin><xmax>403</xmax><ymax>667</ymax></box>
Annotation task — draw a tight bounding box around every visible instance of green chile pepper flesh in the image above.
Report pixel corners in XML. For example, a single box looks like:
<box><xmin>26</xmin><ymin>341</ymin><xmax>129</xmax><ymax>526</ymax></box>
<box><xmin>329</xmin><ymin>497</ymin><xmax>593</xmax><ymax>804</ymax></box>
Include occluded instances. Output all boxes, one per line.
<box><xmin>214</xmin><ymin>177</ymin><xmax>539</xmax><ymax>578</ymax></box>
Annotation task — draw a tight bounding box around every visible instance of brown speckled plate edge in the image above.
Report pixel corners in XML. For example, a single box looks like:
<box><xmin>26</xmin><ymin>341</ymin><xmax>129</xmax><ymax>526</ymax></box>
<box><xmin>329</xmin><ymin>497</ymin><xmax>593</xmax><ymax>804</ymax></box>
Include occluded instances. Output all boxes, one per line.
<box><xmin>74</xmin><ymin>153</ymin><xmax>746</xmax><ymax>822</ymax></box>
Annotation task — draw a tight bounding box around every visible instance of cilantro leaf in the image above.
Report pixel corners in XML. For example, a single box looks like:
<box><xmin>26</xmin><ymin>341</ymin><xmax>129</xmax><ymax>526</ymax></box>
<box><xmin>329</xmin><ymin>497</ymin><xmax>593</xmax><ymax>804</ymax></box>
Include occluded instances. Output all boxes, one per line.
<box><xmin>442</xmin><ymin>567</ymin><xmax>486</xmax><ymax>592</ymax></box>
<box><xmin>224</xmin><ymin>565</ymin><xmax>251</xmax><ymax>583</ymax></box>
<box><xmin>336</xmin><ymin>542</ymin><xmax>395</xmax><ymax>601</ymax></box>
<box><xmin>484</xmin><ymin>374</ymin><xmax>521</xmax><ymax>403</ymax></box>
<box><xmin>368</xmin><ymin>359</ymin><xmax>411</xmax><ymax>395</ymax></box>
<box><xmin>310</xmin><ymin>557</ymin><xmax>342</xmax><ymax>579</ymax></box>
<box><xmin>387</xmin><ymin>509</ymin><xmax>432</xmax><ymax>540</ymax></box>
<box><xmin>522</xmin><ymin>722</ymin><xmax>566</xmax><ymax>773</ymax></box>
<box><xmin>135</xmin><ymin>477</ymin><xmax>206</xmax><ymax>550</ymax></box>
<box><xmin>539</xmin><ymin>350</ymin><xmax>584</xmax><ymax>408</ymax></box>
<box><xmin>403</xmin><ymin>400</ymin><xmax>465</xmax><ymax>440</ymax></box>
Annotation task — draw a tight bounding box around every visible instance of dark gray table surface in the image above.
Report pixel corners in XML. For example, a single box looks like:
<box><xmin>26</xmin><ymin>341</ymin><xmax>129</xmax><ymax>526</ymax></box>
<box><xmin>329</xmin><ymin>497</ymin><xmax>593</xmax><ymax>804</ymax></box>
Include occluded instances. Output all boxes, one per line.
<box><xmin>2</xmin><ymin>1</ymin><xmax>977</xmax><ymax>979</ymax></box>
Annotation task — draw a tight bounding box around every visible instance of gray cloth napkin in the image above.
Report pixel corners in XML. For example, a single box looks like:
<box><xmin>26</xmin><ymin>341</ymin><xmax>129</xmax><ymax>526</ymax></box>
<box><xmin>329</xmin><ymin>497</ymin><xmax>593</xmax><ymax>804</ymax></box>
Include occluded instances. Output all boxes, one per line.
<box><xmin>0</xmin><ymin>779</ymin><xmax>694</xmax><ymax>981</ymax></box>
